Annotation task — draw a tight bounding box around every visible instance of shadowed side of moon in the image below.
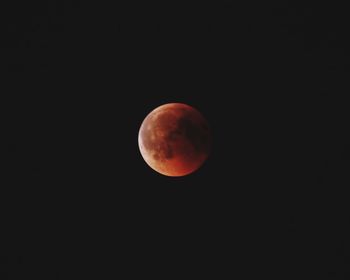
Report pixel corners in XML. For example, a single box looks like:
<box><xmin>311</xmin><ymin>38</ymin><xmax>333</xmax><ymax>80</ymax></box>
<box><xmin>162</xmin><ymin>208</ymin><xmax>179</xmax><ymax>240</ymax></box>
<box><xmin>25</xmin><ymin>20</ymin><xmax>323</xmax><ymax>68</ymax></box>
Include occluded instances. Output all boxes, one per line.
<box><xmin>138</xmin><ymin>103</ymin><xmax>211</xmax><ymax>177</ymax></box>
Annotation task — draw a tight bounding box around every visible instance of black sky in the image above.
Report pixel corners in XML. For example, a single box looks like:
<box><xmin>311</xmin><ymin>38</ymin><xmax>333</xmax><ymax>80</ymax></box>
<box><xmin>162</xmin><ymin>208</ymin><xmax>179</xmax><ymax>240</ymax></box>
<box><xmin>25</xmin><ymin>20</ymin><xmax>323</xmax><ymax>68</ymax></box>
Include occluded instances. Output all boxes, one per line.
<box><xmin>3</xmin><ymin>1</ymin><xmax>349</xmax><ymax>279</ymax></box>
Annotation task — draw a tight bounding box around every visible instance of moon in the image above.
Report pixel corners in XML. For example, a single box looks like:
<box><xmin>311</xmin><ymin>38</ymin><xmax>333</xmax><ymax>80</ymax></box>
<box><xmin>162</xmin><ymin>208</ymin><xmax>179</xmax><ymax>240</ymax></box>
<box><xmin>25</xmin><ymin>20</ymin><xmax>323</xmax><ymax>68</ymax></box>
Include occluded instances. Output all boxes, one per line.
<box><xmin>138</xmin><ymin>103</ymin><xmax>211</xmax><ymax>177</ymax></box>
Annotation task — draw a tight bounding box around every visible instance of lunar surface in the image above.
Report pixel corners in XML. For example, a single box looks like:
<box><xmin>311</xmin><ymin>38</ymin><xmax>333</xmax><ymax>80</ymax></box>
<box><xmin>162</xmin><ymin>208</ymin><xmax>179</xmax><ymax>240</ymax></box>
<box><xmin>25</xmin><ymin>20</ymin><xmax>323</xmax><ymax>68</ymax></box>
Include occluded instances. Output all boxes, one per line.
<box><xmin>138</xmin><ymin>103</ymin><xmax>211</xmax><ymax>177</ymax></box>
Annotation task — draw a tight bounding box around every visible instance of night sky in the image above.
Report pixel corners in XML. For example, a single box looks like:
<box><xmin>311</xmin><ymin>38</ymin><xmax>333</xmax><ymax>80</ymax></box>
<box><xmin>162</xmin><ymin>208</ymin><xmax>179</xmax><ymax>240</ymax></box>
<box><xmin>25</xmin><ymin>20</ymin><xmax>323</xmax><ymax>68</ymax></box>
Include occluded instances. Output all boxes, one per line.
<box><xmin>4</xmin><ymin>1</ymin><xmax>349</xmax><ymax>279</ymax></box>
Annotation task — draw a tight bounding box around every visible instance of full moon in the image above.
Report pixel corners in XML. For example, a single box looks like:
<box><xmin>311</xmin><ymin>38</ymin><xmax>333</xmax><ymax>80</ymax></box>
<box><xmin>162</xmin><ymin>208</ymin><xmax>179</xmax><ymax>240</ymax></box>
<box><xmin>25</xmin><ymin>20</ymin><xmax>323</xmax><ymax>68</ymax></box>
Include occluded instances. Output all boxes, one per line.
<box><xmin>138</xmin><ymin>103</ymin><xmax>211</xmax><ymax>177</ymax></box>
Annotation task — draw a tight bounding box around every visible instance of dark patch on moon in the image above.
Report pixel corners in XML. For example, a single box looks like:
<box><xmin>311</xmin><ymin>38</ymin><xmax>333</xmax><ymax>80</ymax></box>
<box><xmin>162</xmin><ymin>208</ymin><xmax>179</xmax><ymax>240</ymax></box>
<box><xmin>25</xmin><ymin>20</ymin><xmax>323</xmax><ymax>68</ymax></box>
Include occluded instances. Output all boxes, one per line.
<box><xmin>176</xmin><ymin>116</ymin><xmax>210</xmax><ymax>154</ymax></box>
<box><xmin>164</xmin><ymin>143</ymin><xmax>173</xmax><ymax>159</ymax></box>
<box><xmin>167</xmin><ymin>128</ymin><xmax>183</xmax><ymax>142</ymax></box>
<box><xmin>152</xmin><ymin>142</ymin><xmax>173</xmax><ymax>162</ymax></box>
<box><xmin>153</xmin><ymin>153</ymin><xmax>160</xmax><ymax>160</ymax></box>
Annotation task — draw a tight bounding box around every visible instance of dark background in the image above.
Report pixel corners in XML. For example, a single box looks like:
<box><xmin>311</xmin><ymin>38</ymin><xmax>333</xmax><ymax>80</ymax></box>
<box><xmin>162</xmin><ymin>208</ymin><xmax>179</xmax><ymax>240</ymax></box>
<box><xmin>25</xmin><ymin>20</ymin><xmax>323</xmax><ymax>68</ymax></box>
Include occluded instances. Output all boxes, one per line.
<box><xmin>3</xmin><ymin>0</ymin><xmax>349</xmax><ymax>279</ymax></box>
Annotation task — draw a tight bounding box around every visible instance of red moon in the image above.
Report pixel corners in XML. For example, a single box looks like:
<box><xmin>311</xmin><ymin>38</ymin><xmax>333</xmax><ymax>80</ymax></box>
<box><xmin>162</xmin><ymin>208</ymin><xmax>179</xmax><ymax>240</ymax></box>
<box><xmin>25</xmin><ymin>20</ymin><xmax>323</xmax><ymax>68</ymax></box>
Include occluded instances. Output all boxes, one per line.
<box><xmin>138</xmin><ymin>103</ymin><xmax>211</xmax><ymax>177</ymax></box>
